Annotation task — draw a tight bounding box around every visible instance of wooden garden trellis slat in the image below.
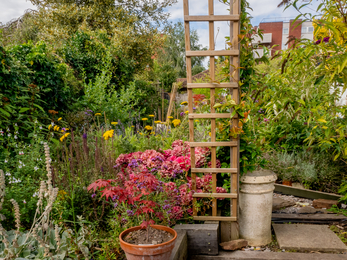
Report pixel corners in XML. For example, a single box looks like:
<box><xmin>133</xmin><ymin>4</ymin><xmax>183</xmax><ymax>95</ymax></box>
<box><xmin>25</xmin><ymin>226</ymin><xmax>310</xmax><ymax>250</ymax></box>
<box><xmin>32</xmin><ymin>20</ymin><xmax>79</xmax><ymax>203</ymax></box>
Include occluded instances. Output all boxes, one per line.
<box><xmin>183</xmin><ymin>0</ymin><xmax>240</xmax><ymax>222</ymax></box>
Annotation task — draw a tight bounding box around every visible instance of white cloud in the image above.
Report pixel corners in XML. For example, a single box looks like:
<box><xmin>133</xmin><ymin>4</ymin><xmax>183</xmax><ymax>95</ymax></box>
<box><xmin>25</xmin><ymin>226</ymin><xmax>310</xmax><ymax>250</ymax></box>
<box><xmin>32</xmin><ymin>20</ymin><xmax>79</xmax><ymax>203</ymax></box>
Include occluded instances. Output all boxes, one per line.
<box><xmin>0</xmin><ymin>0</ymin><xmax>36</xmax><ymax>24</ymax></box>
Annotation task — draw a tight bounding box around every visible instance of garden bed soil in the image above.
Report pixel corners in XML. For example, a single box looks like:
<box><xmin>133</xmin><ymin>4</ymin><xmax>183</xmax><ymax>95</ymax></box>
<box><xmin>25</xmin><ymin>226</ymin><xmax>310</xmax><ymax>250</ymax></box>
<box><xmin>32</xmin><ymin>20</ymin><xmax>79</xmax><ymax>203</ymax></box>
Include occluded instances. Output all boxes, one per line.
<box><xmin>123</xmin><ymin>226</ymin><xmax>173</xmax><ymax>245</ymax></box>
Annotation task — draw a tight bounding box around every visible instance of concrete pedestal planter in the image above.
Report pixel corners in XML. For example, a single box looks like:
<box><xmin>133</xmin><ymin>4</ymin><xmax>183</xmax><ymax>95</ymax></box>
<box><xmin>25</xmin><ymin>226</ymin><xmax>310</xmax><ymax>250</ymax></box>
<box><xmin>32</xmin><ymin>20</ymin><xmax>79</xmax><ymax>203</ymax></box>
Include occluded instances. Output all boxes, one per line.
<box><xmin>119</xmin><ymin>225</ymin><xmax>177</xmax><ymax>260</ymax></box>
<box><xmin>239</xmin><ymin>169</ymin><xmax>277</xmax><ymax>246</ymax></box>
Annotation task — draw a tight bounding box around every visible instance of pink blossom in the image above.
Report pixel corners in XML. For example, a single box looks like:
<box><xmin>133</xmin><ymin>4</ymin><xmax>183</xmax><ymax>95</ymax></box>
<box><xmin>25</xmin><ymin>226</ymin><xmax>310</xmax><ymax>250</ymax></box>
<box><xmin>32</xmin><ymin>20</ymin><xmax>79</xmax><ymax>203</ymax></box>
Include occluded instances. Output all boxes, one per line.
<box><xmin>175</xmin><ymin>156</ymin><xmax>191</xmax><ymax>172</ymax></box>
<box><xmin>140</xmin><ymin>150</ymin><xmax>165</xmax><ymax>169</ymax></box>
<box><xmin>159</xmin><ymin>160</ymin><xmax>182</xmax><ymax>178</ymax></box>
<box><xmin>170</xmin><ymin>206</ymin><xmax>183</xmax><ymax>219</ymax></box>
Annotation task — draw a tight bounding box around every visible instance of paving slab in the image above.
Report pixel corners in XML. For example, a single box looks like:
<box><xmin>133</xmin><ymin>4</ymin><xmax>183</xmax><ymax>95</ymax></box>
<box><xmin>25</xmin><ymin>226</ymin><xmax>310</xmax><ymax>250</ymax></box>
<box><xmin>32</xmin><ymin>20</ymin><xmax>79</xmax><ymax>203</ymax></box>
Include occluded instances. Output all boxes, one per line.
<box><xmin>189</xmin><ymin>251</ymin><xmax>347</xmax><ymax>260</ymax></box>
<box><xmin>273</xmin><ymin>224</ymin><xmax>347</xmax><ymax>253</ymax></box>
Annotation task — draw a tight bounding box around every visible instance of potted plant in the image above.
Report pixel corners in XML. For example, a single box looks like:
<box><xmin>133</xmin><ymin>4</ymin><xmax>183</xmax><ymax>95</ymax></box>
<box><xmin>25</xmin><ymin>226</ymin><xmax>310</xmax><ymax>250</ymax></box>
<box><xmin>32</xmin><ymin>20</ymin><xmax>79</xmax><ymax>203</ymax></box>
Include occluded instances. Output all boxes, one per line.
<box><xmin>88</xmin><ymin>171</ymin><xmax>178</xmax><ymax>260</ymax></box>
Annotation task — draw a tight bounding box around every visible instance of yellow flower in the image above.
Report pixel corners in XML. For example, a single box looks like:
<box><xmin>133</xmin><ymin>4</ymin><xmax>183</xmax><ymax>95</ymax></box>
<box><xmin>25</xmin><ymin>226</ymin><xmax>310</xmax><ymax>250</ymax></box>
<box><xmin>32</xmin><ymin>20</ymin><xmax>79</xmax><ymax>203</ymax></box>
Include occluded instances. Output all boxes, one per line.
<box><xmin>167</xmin><ymin>116</ymin><xmax>173</xmax><ymax>119</ymax></box>
<box><xmin>139</xmin><ymin>132</ymin><xmax>143</xmax><ymax>135</ymax></box>
<box><xmin>185</xmin><ymin>111</ymin><xmax>189</xmax><ymax>114</ymax></box>
<box><xmin>103</xmin><ymin>130</ymin><xmax>114</xmax><ymax>140</ymax></box>
<box><xmin>1</xmin><ymin>60</ymin><xmax>5</xmax><ymax>65</ymax></box>
<box><xmin>195</xmin><ymin>120</ymin><xmax>199</xmax><ymax>123</ymax></box>
<box><xmin>131</xmin><ymin>126</ymin><xmax>135</xmax><ymax>127</ymax></box>
<box><xmin>181</xmin><ymin>101</ymin><xmax>188</xmax><ymax>105</ymax></box>
<box><xmin>142</xmin><ymin>118</ymin><xmax>148</xmax><ymax>121</ymax></box>
<box><xmin>145</xmin><ymin>125</ymin><xmax>153</xmax><ymax>131</ymax></box>
<box><xmin>154</xmin><ymin>121</ymin><xmax>161</xmax><ymax>124</ymax></box>
<box><xmin>209</xmin><ymin>132</ymin><xmax>211</xmax><ymax>136</ymax></box>
<box><xmin>58</xmin><ymin>117</ymin><xmax>62</xmax><ymax>121</ymax></box>
<box><xmin>149</xmin><ymin>115</ymin><xmax>155</xmax><ymax>117</ymax></box>
<box><xmin>60</xmin><ymin>133</ymin><xmax>70</xmax><ymax>142</ymax></box>
<box><xmin>111</xmin><ymin>122</ymin><xmax>118</xmax><ymax>125</ymax></box>
<box><xmin>95</xmin><ymin>113</ymin><xmax>102</xmax><ymax>116</ymax></box>
<box><xmin>48</xmin><ymin>125</ymin><xmax>52</xmax><ymax>130</ymax></box>
<box><xmin>151</xmin><ymin>132</ymin><xmax>155</xmax><ymax>135</ymax></box>
<box><xmin>172</xmin><ymin>119</ymin><xmax>181</xmax><ymax>127</ymax></box>
<box><xmin>53</xmin><ymin>125</ymin><xmax>60</xmax><ymax>131</ymax></box>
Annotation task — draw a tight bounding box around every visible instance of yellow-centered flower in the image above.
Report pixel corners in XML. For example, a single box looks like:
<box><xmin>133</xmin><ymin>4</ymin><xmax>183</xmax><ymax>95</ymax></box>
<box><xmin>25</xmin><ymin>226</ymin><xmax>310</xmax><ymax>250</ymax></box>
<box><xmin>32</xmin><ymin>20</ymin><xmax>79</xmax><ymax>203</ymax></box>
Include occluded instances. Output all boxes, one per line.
<box><xmin>60</xmin><ymin>133</ymin><xmax>70</xmax><ymax>142</ymax></box>
<box><xmin>145</xmin><ymin>125</ymin><xmax>153</xmax><ymax>131</ymax></box>
<box><xmin>167</xmin><ymin>116</ymin><xmax>173</xmax><ymax>119</ymax></box>
<box><xmin>142</xmin><ymin>118</ymin><xmax>148</xmax><ymax>121</ymax></box>
<box><xmin>154</xmin><ymin>121</ymin><xmax>161</xmax><ymax>124</ymax></box>
<box><xmin>149</xmin><ymin>115</ymin><xmax>155</xmax><ymax>117</ymax></box>
<box><xmin>181</xmin><ymin>101</ymin><xmax>188</xmax><ymax>105</ymax></box>
<box><xmin>103</xmin><ymin>130</ymin><xmax>114</xmax><ymax>140</ymax></box>
<box><xmin>111</xmin><ymin>122</ymin><xmax>118</xmax><ymax>125</ymax></box>
<box><xmin>172</xmin><ymin>119</ymin><xmax>181</xmax><ymax>127</ymax></box>
<box><xmin>95</xmin><ymin>113</ymin><xmax>102</xmax><ymax>116</ymax></box>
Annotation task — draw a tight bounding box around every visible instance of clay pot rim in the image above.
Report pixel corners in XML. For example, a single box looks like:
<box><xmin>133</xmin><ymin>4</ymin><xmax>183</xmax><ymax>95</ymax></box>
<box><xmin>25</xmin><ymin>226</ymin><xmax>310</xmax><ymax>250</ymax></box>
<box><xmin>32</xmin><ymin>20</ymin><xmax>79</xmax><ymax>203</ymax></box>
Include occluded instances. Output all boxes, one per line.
<box><xmin>119</xmin><ymin>224</ymin><xmax>177</xmax><ymax>249</ymax></box>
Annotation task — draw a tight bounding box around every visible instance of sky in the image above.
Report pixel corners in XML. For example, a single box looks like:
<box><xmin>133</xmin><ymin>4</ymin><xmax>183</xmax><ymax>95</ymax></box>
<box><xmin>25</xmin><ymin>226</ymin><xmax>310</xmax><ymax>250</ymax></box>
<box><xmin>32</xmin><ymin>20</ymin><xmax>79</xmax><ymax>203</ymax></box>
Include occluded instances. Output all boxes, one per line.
<box><xmin>0</xmin><ymin>0</ymin><xmax>320</xmax><ymax>65</ymax></box>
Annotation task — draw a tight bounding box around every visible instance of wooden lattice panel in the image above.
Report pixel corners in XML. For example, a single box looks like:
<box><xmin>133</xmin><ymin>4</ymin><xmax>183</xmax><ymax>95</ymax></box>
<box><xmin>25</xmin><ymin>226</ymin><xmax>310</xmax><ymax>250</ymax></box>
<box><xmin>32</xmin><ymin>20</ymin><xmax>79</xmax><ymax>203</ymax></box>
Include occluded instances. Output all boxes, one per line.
<box><xmin>183</xmin><ymin>0</ymin><xmax>240</xmax><ymax>222</ymax></box>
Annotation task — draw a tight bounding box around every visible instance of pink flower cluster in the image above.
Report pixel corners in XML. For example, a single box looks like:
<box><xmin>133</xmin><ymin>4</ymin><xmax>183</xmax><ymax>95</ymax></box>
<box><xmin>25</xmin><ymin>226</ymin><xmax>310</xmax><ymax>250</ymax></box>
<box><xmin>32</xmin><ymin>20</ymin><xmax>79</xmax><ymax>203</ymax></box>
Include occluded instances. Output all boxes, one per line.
<box><xmin>115</xmin><ymin>140</ymin><xmax>213</xmax><ymax>178</ymax></box>
<box><xmin>112</xmin><ymin>140</ymin><xmax>228</xmax><ymax>219</ymax></box>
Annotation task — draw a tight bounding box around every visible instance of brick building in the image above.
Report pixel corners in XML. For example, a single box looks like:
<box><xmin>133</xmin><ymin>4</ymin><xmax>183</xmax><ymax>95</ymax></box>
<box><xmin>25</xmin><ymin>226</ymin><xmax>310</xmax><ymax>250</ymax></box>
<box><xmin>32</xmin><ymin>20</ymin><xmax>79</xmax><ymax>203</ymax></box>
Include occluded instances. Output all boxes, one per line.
<box><xmin>252</xmin><ymin>18</ymin><xmax>314</xmax><ymax>57</ymax></box>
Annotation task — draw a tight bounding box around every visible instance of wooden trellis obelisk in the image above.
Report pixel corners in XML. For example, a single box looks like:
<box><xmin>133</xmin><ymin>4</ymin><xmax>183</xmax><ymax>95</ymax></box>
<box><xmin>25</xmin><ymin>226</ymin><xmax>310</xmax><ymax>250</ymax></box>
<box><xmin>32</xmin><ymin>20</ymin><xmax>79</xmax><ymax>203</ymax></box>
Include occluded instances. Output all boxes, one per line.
<box><xmin>183</xmin><ymin>0</ymin><xmax>240</xmax><ymax>222</ymax></box>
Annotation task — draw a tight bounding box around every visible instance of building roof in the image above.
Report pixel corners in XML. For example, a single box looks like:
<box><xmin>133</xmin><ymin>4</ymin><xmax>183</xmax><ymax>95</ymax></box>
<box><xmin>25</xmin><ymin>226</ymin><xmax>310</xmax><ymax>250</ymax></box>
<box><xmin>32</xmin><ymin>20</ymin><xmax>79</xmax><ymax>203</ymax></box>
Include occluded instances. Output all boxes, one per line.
<box><xmin>176</xmin><ymin>69</ymin><xmax>210</xmax><ymax>89</ymax></box>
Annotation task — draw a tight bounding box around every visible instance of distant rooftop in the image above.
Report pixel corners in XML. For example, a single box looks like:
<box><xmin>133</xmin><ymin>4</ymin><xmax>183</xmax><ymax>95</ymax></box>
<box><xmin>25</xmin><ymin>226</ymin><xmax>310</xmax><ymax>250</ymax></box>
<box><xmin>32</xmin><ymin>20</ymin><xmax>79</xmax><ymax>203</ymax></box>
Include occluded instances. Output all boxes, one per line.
<box><xmin>259</xmin><ymin>17</ymin><xmax>297</xmax><ymax>23</ymax></box>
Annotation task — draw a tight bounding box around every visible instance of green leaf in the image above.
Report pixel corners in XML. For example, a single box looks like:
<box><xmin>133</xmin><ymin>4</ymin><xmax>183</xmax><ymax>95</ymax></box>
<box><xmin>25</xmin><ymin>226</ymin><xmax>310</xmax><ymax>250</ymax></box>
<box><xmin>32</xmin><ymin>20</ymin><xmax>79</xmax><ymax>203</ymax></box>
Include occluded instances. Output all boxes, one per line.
<box><xmin>19</xmin><ymin>108</ymin><xmax>30</xmax><ymax>113</ymax></box>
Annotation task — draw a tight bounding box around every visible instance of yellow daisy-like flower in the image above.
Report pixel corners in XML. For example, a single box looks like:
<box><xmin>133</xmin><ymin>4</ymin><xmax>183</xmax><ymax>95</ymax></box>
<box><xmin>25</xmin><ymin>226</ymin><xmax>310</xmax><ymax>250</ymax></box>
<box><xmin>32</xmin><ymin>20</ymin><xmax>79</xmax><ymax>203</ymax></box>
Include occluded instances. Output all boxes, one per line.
<box><xmin>139</xmin><ymin>133</ymin><xmax>143</xmax><ymax>135</ymax></box>
<box><xmin>185</xmin><ymin>111</ymin><xmax>189</xmax><ymax>114</ymax></box>
<box><xmin>172</xmin><ymin>119</ymin><xmax>181</xmax><ymax>127</ymax></box>
<box><xmin>60</xmin><ymin>133</ymin><xmax>70</xmax><ymax>142</ymax></box>
<box><xmin>48</xmin><ymin>125</ymin><xmax>52</xmax><ymax>130</ymax></box>
<box><xmin>142</xmin><ymin>118</ymin><xmax>148</xmax><ymax>121</ymax></box>
<box><xmin>167</xmin><ymin>116</ymin><xmax>173</xmax><ymax>119</ymax></box>
<box><xmin>154</xmin><ymin>121</ymin><xmax>161</xmax><ymax>124</ymax></box>
<box><xmin>144</xmin><ymin>125</ymin><xmax>153</xmax><ymax>131</ymax></box>
<box><xmin>181</xmin><ymin>101</ymin><xmax>188</xmax><ymax>105</ymax></box>
<box><xmin>209</xmin><ymin>132</ymin><xmax>211</xmax><ymax>136</ymax></box>
<box><xmin>95</xmin><ymin>113</ymin><xmax>102</xmax><ymax>116</ymax></box>
<box><xmin>131</xmin><ymin>126</ymin><xmax>135</xmax><ymax>128</ymax></box>
<box><xmin>58</xmin><ymin>117</ymin><xmax>62</xmax><ymax>121</ymax></box>
<box><xmin>151</xmin><ymin>132</ymin><xmax>155</xmax><ymax>135</ymax></box>
<box><xmin>149</xmin><ymin>115</ymin><xmax>155</xmax><ymax>117</ymax></box>
<box><xmin>111</xmin><ymin>122</ymin><xmax>118</xmax><ymax>125</ymax></box>
<box><xmin>102</xmin><ymin>130</ymin><xmax>114</xmax><ymax>140</ymax></box>
<box><xmin>195</xmin><ymin>120</ymin><xmax>199</xmax><ymax>123</ymax></box>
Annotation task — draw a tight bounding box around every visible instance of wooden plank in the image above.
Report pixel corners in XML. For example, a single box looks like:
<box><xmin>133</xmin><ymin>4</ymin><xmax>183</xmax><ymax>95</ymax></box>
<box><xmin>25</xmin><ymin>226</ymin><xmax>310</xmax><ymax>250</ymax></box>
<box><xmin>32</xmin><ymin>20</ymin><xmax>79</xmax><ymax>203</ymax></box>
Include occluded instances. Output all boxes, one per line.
<box><xmin>174</xmin><ymin>224</ymin><xmax>219</xmax><ymax>255</ymax></box>
<box><xmin>230</xmin><ymin>0</ymin><xmax>240</xmax><ymax>236</ymax></box>
<box><xmin>191</xmin><ymin>168</ymin><xmax>237</xmax><ymax>173</ymax></box>
<box><xmin>189</xmin><ymin>113</ymin><xmax>236</xmax><ymax>119</ymax></box>
<box><xmin>193</xmin><ymin>193</ymin><xmax>237</xmax><ymax>198</ymax></box>
<box><xmin>187</xmin><ymin>83</ymin><xmax>239</xmax><ymax>89</ymax></box>
<box><xmin>274</xmin><ymin>184</ymin><xmax>342</xmax><ymax>200</ymax></box>
<box><xmin>170</xmin><ymin>230</ymin><xmax>187</xmax><ymax>260</ymax></box>
<box><xmin>208</xmin><ymin>0</ymin><xmax>217</xmax><ymax>217</ymax></box>
<box><xmin>166</xmin><ymin>83</ymin><xmax>178</xmax><ymax>123</ymax></box>
<box><xmin>190</xmin><ymin>141</ymin><xmax>238</xmax><ymax>147</ymax></box>
<box><xmin>272</xmin><ymin>213</ymin><xmax>347</xmax><ymax>221</ymax></box>
<box><xmin>186</xmin><ymin>50</ymin><xmax>239</xmax><ymax>57</ymax></box>
<box><xmin>193</xmin><ymin>216</ymin><xmax>237</xmax><ymax>221</ymax></box>
<box><xmin>184</xmin><ymin>14</ymin><xmax>240</xmax><ymax>21</ymax></box>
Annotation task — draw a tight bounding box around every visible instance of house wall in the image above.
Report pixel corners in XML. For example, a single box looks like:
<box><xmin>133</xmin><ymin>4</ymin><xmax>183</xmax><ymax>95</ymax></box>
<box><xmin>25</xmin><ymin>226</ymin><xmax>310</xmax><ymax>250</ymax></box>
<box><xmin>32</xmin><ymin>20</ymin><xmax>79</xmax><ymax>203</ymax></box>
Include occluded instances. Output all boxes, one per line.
<box><xmin>259</xmin><ymin>22</ymin><xmax>283</xmax><ymax>55</ymax></box>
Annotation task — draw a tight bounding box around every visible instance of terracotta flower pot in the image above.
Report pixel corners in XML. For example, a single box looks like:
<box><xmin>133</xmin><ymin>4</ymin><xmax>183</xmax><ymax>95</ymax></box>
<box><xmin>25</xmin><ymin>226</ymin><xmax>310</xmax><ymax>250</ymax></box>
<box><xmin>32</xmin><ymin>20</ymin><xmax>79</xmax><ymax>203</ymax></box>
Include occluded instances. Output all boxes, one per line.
<box><xmin>282</xmin><ymin>180</ymin><xmax>292</xmax><ymax>186</ymax></box>
<box><xmin>119</xmin><ymin>225</ymin><xmax>177</xmax><ymax>260</ymax></box>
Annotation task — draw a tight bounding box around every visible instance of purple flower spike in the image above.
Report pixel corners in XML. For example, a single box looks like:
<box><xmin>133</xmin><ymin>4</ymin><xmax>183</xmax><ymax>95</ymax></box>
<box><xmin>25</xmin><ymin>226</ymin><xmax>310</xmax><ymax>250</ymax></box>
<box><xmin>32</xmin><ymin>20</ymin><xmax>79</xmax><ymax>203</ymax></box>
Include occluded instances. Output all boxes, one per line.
<box><xmin>83</xmin><ymin>133</ymin><xmax>87</xmax><ymax>139</ymax></box>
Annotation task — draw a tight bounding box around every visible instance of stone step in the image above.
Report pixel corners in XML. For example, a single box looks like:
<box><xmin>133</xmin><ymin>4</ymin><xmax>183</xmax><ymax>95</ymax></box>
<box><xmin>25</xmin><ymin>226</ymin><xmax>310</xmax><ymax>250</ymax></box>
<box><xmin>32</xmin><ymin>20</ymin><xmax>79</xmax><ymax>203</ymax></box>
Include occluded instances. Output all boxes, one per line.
<box><xmin>190</xmin><ymin>251</ymin><xmax>347</xmax><ymax>260</ymax></box>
